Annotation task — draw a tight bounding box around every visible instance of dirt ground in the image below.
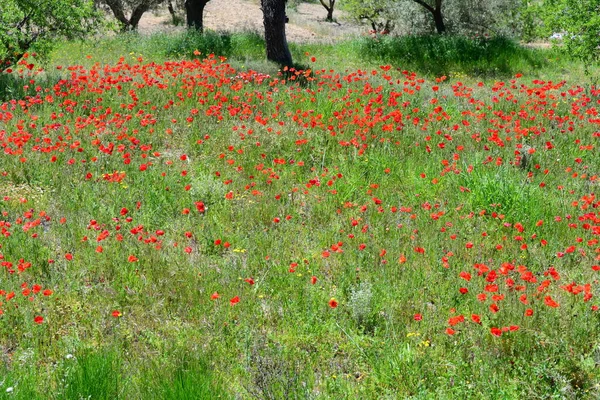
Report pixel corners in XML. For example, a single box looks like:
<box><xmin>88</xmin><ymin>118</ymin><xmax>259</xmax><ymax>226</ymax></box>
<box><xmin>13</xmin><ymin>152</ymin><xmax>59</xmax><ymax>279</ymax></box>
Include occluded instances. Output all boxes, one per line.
<box><xmin>138</xmin><ymin>0</ymin><xmax>363</xmax><ymax>43</ymax></box>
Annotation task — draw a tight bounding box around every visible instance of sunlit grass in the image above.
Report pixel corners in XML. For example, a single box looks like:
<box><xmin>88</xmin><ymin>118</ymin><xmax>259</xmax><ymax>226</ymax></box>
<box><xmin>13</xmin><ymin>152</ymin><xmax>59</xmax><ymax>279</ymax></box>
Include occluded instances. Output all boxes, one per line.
<box><xmin>0</xmin><ymin>31</ymin><xmax>598</xmax><ymax>398</ymax></box>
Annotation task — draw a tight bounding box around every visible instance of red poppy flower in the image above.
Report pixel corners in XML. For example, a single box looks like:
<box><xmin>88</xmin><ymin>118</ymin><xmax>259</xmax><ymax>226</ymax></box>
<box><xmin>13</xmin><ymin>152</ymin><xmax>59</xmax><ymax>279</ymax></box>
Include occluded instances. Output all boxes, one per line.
<box><xmin>544</xmin><ymin>296</ymin><xmax>560</xmax><ymax>308</ymax></box>
<box><xmin>328</xmin><ymin>298</ymin><xmax>338</xmax><ymax>308</ymax></box>
<box><xmin>34</xmin><ymin>315</ymin><xmax>44</xmax><ymax>324</ymax></box>
<box><xmin>112</xmin><ymin>310</ymin><xmax>122</xmax><ymax>318</ymax></box>
<box><xmin>230</xmin><ymin>296</ymin><xmax>240</xmax><ymax>306</ymax></box>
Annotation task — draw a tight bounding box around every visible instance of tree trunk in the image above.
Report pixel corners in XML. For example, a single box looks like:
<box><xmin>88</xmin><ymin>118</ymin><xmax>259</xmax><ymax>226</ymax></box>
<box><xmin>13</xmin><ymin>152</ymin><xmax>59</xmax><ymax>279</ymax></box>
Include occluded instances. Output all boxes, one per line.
<box><xmin>104</xmin><ymin>0</ymin><xmax>131</xmax><ymax>29</ymax></box>
<box><xmin>167</xmin><ymin>0</ymin><xmax>177</xmax><ymax>25</ymax></box>
<box><xmin>185</xmin><ymin>0</ymin><xmax>209</xmax><ymax>32</ymax></box>
<box><xmin>432</xmin><ymin>7</ymin><xmax>445</xmax><ymax>34</ymax></box>
<box><xmin>261</xmin><ymin>0</ymin><xmax>293</xmax><ymax>66</ymax></box>
<box><xmin>103</xmin><ymin>0</ymin><xmax>163</xmax><ymax>31</ymax></box>
<box><xmin>412</xmin><ymin>0</ymin><xmax>445</xmax><ymax>34</ymax></box>
<box><xmin>319</xmin><ymin>0</ymin><xmax>334</xmax><ymax>21</ymax></box>
<box><xmin>129</xmin><ymin>3</ymin><xmax>151</xmax><ymax>30</ymax></box>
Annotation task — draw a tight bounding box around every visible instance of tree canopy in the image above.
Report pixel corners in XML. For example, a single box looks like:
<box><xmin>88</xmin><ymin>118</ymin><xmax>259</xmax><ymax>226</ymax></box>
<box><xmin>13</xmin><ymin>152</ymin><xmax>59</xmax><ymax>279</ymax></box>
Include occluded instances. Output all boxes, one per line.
<box><xmin>542</xmin><ymin>0</ymin><xmax>600</xmax><ymax>70</ymax></box>
<box><xmin>0</xmin><ymin>0</ymin><xmax>100</xmax><ymax>71</ymax></box>
<box><xmin>342</xmin><ymin>0</ymin><xmax>527</xmax><ymax>36</ymax></box>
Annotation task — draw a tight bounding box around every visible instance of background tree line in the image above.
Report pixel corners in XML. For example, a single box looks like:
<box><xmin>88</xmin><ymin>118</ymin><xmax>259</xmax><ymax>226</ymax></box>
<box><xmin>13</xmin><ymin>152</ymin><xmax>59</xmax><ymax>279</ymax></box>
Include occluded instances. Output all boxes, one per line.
<box><xmin>1</xmin><ymin>0</ymin><xmax>599</xmax><ymax>72</ymax></box>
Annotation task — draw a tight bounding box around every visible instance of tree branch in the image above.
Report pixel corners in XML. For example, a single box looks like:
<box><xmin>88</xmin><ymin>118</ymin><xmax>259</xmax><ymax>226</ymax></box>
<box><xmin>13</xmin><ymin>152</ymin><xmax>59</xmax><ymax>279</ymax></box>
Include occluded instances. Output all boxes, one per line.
<box><xmin>103</xmin><ymin>0</ymin><xmax>131</xmax><ymax>27</ymax></box>
<box><xmin>319</xmin><ymin>0</ymin><xmax>331</xmax><ymax>12</ymax></box>
<box><xmin>16</xmin><ymin>12</ymin><xmax>34</xmax><ymax>31</ymax></box>
<box><xmin>412</xmin><ymin>0</ymin><xmax>434</xmax><ymax>14</ymax></box>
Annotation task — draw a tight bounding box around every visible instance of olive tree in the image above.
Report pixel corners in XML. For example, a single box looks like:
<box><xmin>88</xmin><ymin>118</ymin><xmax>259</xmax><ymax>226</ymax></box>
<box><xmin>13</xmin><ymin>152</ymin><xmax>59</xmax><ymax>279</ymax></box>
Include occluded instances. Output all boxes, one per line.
<box><xmin>161</xmin><ymin>0</ymin><xmax>211</xmax><ymax>31</ymax></box>
<box><xmin>0</xmin><ymin>0</ymin><xmax>100</xmax><ymax>71</ymax></box>
<box><xmin>319</xmin><ymin>0</ymin><xmax>336</xmax><ymax>22</ymax></box>
<box><xmin>412</xmin><ymin>0</ymin><xmax>446</xmax><ymax>33</ymax></box>
<box><xmin>184</xmin><ymin>0</ymin><xmax>211</xmax><ymax>31</ymax></box>
<box><xmin>98</xmin><ymin>0</ymin><xmax>165</xmax><ymax>31</ymax></box>
<box><xmin>341</xmin><ymin>0</ymin><xmax>398</xmax><ymax>33</ymax></box>
<box><xmin>542</xmin><ymin>0</ymin><xmax>600</xmax><ymax>69</ymax></box>
<box><xmin>442</xmin><ymin>0</ymin><xmax>528</xmax><ymax>36</ymax></box>
<box><xmin>344</xmin><ymin>0</ymin><xmax>529</xmax><ymax>36</ymax></box>
<box><xmin>261</xmin><ymin>0</ymin><xmax>293</xmax><ymax>66</ymax></box>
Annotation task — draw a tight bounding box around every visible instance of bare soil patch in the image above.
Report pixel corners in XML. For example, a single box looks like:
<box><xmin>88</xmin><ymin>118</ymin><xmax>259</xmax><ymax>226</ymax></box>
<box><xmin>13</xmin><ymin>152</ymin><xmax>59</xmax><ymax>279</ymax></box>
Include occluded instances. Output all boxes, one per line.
<box><xmin>138</xmin><ymin>0</ymin><xmax>363</xmax><ymax>43</ymax></box>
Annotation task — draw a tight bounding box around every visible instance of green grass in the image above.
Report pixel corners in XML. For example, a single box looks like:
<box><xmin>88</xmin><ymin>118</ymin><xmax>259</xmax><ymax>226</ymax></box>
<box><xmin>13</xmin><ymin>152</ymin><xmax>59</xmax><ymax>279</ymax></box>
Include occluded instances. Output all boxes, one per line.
<box><xmin>0</xmin><ymin>29</ymin><xmax>599</xmax><ymax>398</ymax></box>
<box><xmin>44</xmin><ymin>30</ymin><xmax>597</xmax><ymax>83</ymax></box>
<box><xmin>358</xmin><ymin>35</ymin><xmax>552</xmax><ymax>77</ymax></box>
<box><xmin>58</xmin><ymin>349</ymin><xmax>122</xmax><ymax>400</ymax></box>
<box><xmin>0</xmin><ymin>348</ymin><xmax>229</xmax><ymax>399</ymax></box>
<box><xmin>139</xmin><ymin>352</ymin><xmax>230</xmax><ymax>399</ymax></box>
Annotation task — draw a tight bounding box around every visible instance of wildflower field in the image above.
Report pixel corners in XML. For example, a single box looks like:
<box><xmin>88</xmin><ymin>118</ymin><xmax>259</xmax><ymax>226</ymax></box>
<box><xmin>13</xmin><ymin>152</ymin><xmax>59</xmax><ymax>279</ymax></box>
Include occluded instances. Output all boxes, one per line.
<box><xmin>0</xmin><ymin>36</ymin><xmax>599</xmax><ymax>398</ymax></box>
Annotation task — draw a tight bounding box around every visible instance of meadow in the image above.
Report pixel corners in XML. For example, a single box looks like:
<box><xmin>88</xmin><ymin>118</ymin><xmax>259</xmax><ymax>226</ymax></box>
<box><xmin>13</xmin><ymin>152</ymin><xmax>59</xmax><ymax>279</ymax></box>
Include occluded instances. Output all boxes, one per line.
<box><xmin>0</xmin><ymin>31</ymin><xmax>599</xmax><ymax>399</ymax></box>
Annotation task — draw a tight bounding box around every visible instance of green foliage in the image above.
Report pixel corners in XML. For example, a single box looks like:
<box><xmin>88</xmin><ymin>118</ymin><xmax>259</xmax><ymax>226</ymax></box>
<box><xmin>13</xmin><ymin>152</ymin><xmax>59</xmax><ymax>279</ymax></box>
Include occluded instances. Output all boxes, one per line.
<box><xmin>58</xmin><ymin>349</ymin><xmax>122</xmax><ymax>400</ymax></box>
<box><xmin>342</xmin><ymin>0</ymin><xmax>539</xmax><ymax>37</ymax></box>
<box><xmin>0</xmin><ymin>71</ymin><xmax>43</xmax><ymax>100</ymax></box>
<box><xmin>542</xmin><ymin>0</ymin><xmax>600</xmax><ymax>71</ymax></box>
<box><xmin>0</xmin><ymin>364</ymin><xmax>39</xmax><ymax>400</ymax></box>
<box><xmin>141</xmin><ymin>353</ymin><xmax>230</xmax><ymax>399</ymax></box>
<box><xmin>512</xmin><ymin>0</ymin><xmax>545</xmax><ymax>42</ymax></box>
<box><xmin>166</xmin><ymin>31</ymin><xmax>233</xmax><ymax>58</ymax></box>
<box><xmin>165</xmin><ymin>30</ymin><xmax>265</xmax><ymax>60</ymax></box>
<box><xmin>1</xmin><ymin>26</ymin><xmax>599</xmax><ymax>399</ymax></box>
<box><xmin>340</xmin><ymin>0</ymin><xmax>398</xmax><ymax>33</ymax></box>
<box><xmin>48</xmin><ymin>30</ymin><xmax>268</xmax><ymax>69</ymax></box>
<box><xmin>458</xmin><ymin>166</ymin><xmax>551</xmax><ymax>224</ymax></box>
<box><xmin>360</xmin><ymin>34</ymin><xmax>550</xmax><ymax>76</ymax></box>
<box><xmin>441</xmin><ymin>0</ymin><xmax>531</xmax><ymax>37</ymax></box>
<box><xmin>286</xmin><ymin>0</ymin><xmax>304</xmax><ymax>11</ymax></box>
<box><xmin>0</xmin><ymin>0</ymin><xmax>101</xmax><ymax>70</ymax></box>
